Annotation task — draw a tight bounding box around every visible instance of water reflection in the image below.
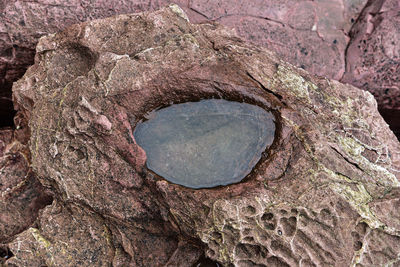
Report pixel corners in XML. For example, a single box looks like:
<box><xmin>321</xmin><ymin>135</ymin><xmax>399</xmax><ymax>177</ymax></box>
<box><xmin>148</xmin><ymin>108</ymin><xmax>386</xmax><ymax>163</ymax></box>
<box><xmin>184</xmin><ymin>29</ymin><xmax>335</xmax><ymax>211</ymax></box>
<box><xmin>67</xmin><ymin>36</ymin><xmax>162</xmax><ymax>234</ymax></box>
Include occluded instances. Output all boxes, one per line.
<box><xmin>134</xmin><ymin>99</ymin><xmax>275</xmax><ymax>188</ymax></box>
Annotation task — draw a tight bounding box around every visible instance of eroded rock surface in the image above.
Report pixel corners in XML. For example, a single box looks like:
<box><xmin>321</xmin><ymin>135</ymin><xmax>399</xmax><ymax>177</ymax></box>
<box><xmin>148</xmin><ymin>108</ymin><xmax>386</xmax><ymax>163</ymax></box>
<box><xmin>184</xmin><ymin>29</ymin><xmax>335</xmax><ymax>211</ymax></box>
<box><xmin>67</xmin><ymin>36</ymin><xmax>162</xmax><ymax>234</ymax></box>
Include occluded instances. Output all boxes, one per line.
<box><xmin>2</xmin><ymin>0</ymin><xmax>400</xmax><ymax>138</ymax></box>
<box><xmin>342</xmin><ymin>0</ymin><xmax>400</xmax><ymax>111</ymax></box>
<box><xmin>0</xmin><ymin>0</ymin><xmax>374</xmax><ymax>128</ymax></box>
<box><xmin>0</xmin><ymin>127</ymin><xmax>52</xmax><ymax>265</ymax></box>
<box><xmin>5</xmin><ymin>5</ymin><xmax>400</xmax><ymax>266</ymax></box>
<box><xmin>341</xmin><ymin>0</ymin><xmax>400</xmax><ymax>137</ymax></box>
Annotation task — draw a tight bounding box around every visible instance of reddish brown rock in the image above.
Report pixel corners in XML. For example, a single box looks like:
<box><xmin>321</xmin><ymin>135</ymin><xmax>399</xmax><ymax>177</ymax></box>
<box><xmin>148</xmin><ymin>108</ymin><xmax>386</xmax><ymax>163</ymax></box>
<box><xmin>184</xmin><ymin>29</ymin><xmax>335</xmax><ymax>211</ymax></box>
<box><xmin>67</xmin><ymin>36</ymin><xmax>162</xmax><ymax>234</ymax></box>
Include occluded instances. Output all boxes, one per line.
<box><xmin>342</xmin><ymin>0</ymin><xmax>400</xmax><ymax>111</ymax></box>
<box><xmin>5</xmin><ymin>200</ymin><xmax>114</xmax><ymax>267</ymax></box>
<box><xmin>2</xmin><ymin>0</ymin><xmax>400</xmax><ymax>138</ymax></box>
<box><xmin>0</xmin><ymin>128</ymin><xmax>12</xmax><ymax>157</ymax></box>
<box><xmin>188</xmin><ymin>0</ymin><xmax>368</xmax><ymax>80</ymax></box>
<box><xmin>0</xmin><ymin>128</ymin><xmax>52</xmax><ymax>259</ymax></box>
<box><xmin>0</xmin><ymin>0</ymin><xmax>367</xmax><ymax>86</ymax></box>
<box><xmin>0</xmin><ymin>118</ymin><xmax>49</xmax><ymax>251</ymax></box>
<box><xmin>0</xmin><ymin>0</ymin><xmax>369</xmax><ymax>128</ymax></box>
<box><xmin>340</xmin><ymin>0</ymin><xmax>400</xmax><ymax>138</ymax></box>
<box><xmin>6</xmin><ymin>5</ymin><xmax>400</xmax><ymax>266</ymax></box>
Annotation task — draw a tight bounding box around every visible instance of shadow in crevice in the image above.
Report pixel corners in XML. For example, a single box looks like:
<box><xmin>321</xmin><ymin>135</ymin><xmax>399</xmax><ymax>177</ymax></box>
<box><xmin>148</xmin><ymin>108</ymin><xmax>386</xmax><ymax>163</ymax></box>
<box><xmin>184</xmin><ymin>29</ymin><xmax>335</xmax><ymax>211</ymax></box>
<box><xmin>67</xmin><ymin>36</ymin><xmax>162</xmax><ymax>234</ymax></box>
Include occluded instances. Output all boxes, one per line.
<box><xmin>379</xmin><ymin>109</ymin><xmax>400</xmax><ymax>141</ymax></box>
<box><xmin>0</xmin><ymin>245</ymin><xmax>14</xmax><ymax>263</ymax></box>
<box><xmin>193</xmin><ymin>254</ymin><xmax>222</xmax><ymax>267</ymax></box>
<box><xmin>0</xmin><ymin>84</ymin><xmax>16</xmax><ymax>128</ymax></box>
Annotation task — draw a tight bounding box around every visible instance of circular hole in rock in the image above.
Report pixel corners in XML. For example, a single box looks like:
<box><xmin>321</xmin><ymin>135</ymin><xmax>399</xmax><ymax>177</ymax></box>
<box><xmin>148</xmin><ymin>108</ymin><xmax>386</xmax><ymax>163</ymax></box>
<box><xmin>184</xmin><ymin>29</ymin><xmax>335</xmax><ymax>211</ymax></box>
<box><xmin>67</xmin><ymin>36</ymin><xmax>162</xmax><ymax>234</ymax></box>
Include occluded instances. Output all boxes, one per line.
<box><xmin>261</xmin><ymin>213</ymin><xmax>274</xmax><ymax>221</ymax></box>
<box><xmin>134</xmin><ymin>99</ymin><xmax>276</xmax><ymax>189</ymax></box>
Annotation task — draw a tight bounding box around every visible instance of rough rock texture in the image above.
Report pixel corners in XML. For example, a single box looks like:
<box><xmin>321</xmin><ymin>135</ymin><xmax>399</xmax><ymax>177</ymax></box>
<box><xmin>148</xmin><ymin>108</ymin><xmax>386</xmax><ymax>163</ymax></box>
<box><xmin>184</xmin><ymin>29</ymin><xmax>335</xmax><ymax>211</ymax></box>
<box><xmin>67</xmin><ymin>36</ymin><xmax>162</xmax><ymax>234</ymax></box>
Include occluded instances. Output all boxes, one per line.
<box><xmin>6</xmin><ymin>201</ymin><xmax>115</xmax><ymax>266</ymax></box>
<box><xmin>0</xmin><ymin>0</ymin><xmax>370</xmax><ymax>88</ymax></box>
<box><xmin>342</xmin><ymin>0</ymin><xmax>400</xmax><ymax>111</ymax></box>
<box><xmin>341</xmin><ymin>0</ymin><xmax>400</xmax><ymax>137</ymax></box>
<box><xmin>0</xmin><ymin>0</ymin><xmax>379</xmax><ymax>127</ymax></box>
<box><xmin>0</xmin><ymin>126</ymin><xmax>52</xmax><ymax>262</ymax></box>
<box><xmin>0</xmin><ymin>128</ymin><xmax>12</xmax><ymax>158</ymax></box>
<box><xmin>2</xmin><ymin>0</ymin><xmax>400</xmax><ymax>138</ymax></box>
<box><xmin>192</xmin><ymin>0</ymin><xmax>368</xmax><ymax>80</ymax></box>
<box><xmin>4</xmin><ymin>5</ymin><xmax>400</xmax><ymax>266</ymax></box>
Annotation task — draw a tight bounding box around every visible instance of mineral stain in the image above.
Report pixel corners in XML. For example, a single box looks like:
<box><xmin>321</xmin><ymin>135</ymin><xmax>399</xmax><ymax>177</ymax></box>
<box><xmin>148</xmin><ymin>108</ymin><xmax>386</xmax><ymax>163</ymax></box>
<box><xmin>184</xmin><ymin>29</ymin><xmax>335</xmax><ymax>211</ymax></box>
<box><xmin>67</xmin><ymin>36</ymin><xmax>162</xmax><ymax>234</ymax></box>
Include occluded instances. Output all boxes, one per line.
<box><xmin>134</xmin><ymin>99</ymin><xmax>275</xmax><ymax>188</ymax></box>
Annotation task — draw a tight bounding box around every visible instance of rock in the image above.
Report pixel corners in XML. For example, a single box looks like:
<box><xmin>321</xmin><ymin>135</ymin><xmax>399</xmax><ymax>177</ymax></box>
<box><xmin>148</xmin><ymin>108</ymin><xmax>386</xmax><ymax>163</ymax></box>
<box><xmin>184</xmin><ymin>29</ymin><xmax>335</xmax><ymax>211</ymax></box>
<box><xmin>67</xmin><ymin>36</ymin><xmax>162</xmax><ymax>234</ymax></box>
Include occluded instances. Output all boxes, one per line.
<box><xmin>0</xmin><ymin>128</ymin><xmax>52</xmax><ymax>249</ymax></box>
<box><xmin>342</xmin><ymin>0</ymin><xmax>400</xmax><ymax>111</ymax></box>
<box><xmin>2</xmin><ymin>0</ymin><xmax>399</xmax><ymax>138</ymax></box>
<box><xmin>0</xmin><ymin>128</ymin><xmax>12</xmax><ymax>157</ymax></box>
<box><xmin>6</xmin><ymin>5</ymin><xmax>400</xmax><ymax>266</ymax></box>
<box><xmin>0</xmin><ymin>0</ymin><xmax>369</xmax><ymax>127</ymax></box>
<box><xmin>198</xmin><ymin>0</ymin><xmax>367</xmax><ymax>80</ymax></box>
<box><xmin>341</xmin><ymin>0</ymin><xmax>400</xmax><ymax>137</ymax></box>
<box><xmin>0</xmin><ymin>0</ymin><xmax>368</xmax><ymax>89</ymax></box>
<box><xmin>5</xmin><ymin>200</ymin><xmax>114</xmax><ymax>267</ymax></box>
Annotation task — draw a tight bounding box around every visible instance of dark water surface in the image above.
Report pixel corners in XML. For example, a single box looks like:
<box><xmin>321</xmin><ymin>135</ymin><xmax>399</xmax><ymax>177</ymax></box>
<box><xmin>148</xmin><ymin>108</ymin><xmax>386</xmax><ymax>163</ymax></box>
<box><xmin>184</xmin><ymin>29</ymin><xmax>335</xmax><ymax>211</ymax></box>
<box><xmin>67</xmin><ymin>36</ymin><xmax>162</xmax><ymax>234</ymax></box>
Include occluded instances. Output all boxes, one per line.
<box><xmin>134</xmin><ymin>99</ymin><xmax>275</xmax><ymax>188</ymax></box>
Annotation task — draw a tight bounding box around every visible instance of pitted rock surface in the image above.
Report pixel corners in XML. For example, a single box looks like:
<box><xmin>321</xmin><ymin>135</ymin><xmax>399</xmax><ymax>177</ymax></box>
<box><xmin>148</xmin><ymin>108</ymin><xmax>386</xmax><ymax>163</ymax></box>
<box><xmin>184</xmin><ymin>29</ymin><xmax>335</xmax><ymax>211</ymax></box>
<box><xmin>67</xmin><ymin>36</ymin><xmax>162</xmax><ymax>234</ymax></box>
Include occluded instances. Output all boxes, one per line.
<box><xmin>341</xmin><ymin>0</ymin><xmax>400</xmax><ymax>137</ymax></box>
<box><xmin>342</xmin><ymin>0</ymin><xmax>400</xmax><ymax>111</ymax></box>
<box><xmin>6</xmin><ymin>5</ymin><xmax>400</xmax><ymax>266</ymax></box>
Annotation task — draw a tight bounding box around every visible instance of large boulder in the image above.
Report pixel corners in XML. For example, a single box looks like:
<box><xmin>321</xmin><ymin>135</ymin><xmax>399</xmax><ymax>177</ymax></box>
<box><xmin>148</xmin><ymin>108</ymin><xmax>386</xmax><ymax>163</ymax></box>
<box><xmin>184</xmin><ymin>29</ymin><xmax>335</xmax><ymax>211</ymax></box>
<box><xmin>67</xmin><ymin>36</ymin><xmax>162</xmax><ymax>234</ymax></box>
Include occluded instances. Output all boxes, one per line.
<box><xmin>0</xmin><ymin>0</ymin><xmax>371</xmax><ymax>128</ymax></box>
<box><xmin>0</xmin><ymin>0</ymin><xmax>368</xmax><ymax>90</ymax></box>
<box><xmin>6</xmin><ymin>5</ymin><xmax>400</xmax><ymax>266</ymax></box>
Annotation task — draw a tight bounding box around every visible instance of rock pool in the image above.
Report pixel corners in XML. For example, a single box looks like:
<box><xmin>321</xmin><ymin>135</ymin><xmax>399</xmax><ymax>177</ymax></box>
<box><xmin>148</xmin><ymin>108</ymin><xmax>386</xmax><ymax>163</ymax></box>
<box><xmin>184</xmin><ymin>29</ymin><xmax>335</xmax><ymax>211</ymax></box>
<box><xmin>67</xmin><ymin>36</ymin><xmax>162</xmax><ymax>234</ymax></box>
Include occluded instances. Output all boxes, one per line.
<box><xmin>134</xmin><ymin>99</ymin><xmax>276</xmax><ymax>188</ymax></box>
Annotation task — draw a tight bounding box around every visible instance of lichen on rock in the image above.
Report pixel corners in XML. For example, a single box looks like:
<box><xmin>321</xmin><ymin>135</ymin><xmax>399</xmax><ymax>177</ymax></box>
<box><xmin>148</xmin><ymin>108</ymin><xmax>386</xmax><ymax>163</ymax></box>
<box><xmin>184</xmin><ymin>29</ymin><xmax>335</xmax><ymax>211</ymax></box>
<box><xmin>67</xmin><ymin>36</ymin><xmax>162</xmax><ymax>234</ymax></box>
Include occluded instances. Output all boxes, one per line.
<box><xmin>6</xmin><ymin>4</ymin><xmax>400</xmax><ymax>266</ymax></box>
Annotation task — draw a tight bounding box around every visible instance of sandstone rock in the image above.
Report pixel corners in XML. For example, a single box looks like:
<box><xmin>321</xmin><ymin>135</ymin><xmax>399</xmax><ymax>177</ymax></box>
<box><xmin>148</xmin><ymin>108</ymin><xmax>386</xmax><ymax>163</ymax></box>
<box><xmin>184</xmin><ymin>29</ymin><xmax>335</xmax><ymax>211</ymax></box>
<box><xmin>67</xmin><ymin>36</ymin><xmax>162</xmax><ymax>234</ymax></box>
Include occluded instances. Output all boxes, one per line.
<box><xmin>0</xmin><ymin>0</ymin><xmax>369</xmax><ymax>128</ymax></box>
<box><xmin>5</xmin><ymin>200</ymin><xmax>114</xmax><ymax>267</ymax></box>
<box><xmin>6</xmin><ymin>5</ymin><xmax>400</xmax><ymax>266</ymax></box>
<box><xmin>342</xmin><ymin>0</ymin><xmax>400</xmax><ymax>111</ymax></box>
<box><xmin>0</xmin><ymin>0</ymin><xmax>368</xmax><ymax>90</ymax></box>
<box><xmin>201</xmin><ymin>0</ymin><xmax>369</xmax><ymax>81</ymax></box>
<box><xmin>2</xmin><ymin>0</ymin><xmax>400</xmax><ymax>139</ymax></box>
<box><xmin>0</xmin><ymin>127</ymin><xmax>52</xmax><ymax>258</ymax></box>
<box><xmin>0</xmin><ymin>128</ymin><xmax>12</xmax><ymax>158</ymax></box>
<box><xmin>341</xmin><ymin>0</ymin><xmax>400</xmax><ymax>137</ymax></box>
